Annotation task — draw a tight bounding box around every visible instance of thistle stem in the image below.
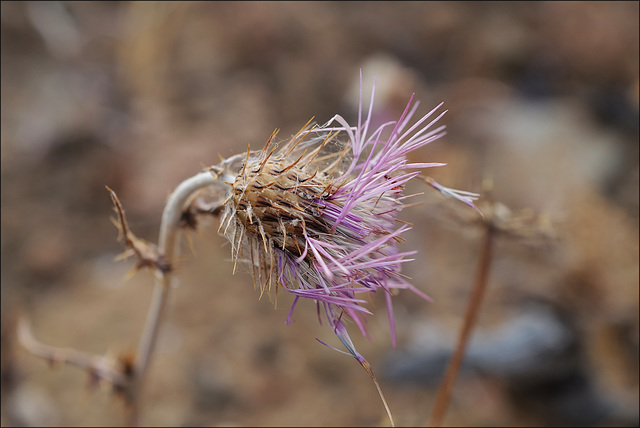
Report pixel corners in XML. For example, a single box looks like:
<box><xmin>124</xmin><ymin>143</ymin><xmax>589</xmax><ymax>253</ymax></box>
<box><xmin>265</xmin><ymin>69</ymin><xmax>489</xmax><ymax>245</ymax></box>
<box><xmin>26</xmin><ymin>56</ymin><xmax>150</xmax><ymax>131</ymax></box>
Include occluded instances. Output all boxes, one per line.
<box><xmin>17</xmin><ymin>318</ymin><xmax>128</xmax><ymax>387</ymax></box>
<box><xmin>129</xmin><ymin>170</ymin><xmax>228</xmax><ymax>425</ymax></box>
<box><xmin>428</xmin><ymin>227</ymin><xmax>494</xmax><ymax>427</ymax></box>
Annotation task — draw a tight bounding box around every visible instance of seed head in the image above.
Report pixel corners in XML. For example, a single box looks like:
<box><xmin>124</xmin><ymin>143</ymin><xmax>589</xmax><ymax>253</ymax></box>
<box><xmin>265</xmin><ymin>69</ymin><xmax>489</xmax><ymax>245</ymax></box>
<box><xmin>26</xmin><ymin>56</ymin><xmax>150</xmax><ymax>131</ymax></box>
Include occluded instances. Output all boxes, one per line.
<box><xmin>217</xmin><ymin>78</ymin><xmax>473</xmax><ymax>359</ymax></box>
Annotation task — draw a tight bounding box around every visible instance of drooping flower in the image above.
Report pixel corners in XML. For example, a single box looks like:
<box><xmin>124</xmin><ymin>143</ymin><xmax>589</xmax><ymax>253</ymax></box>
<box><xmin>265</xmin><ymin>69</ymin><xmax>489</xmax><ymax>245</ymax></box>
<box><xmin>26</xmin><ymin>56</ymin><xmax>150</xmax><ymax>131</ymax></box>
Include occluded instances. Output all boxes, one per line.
<box><xmin>216</xmin><ymin>76</ymin><xmax>477</xmax><ymax>362</ymax></box>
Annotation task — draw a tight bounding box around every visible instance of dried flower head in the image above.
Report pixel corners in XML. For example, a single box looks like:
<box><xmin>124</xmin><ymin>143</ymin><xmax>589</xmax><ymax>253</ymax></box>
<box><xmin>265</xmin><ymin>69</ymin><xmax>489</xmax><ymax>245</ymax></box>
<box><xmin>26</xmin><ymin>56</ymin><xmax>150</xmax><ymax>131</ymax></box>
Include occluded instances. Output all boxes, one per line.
<box><xmin>215</xmin><ymin>77</ymin><xmax>476</xmax><ymax>362</ymax></box>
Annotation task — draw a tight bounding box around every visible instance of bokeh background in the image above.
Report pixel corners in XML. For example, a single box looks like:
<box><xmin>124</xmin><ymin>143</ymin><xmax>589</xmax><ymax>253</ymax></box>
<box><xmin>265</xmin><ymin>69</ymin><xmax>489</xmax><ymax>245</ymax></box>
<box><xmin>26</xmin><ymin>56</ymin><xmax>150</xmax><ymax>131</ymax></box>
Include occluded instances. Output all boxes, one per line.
<box><xmin>1</xmin><ymin>1</ymin><xmax>638</xmax><ymax>427</ymax></box>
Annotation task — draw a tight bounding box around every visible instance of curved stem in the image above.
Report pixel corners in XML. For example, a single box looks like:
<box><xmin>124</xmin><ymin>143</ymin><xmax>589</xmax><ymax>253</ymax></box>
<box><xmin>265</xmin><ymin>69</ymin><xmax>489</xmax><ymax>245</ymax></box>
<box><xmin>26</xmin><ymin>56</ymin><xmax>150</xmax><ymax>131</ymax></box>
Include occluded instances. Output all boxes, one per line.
<box><xmin>129</xmin><ymin>170</ymin><xmax>230</xmax><ymax>425</ymax></box>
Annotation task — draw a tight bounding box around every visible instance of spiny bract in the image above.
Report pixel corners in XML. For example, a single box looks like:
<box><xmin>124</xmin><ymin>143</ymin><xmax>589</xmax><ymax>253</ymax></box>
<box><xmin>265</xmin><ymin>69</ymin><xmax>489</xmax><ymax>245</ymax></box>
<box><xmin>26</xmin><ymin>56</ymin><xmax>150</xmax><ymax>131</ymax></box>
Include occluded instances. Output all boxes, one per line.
<box><xmin>216</xmin><ymin>79</ymin><xmax>474</xmax><ymax>360</ymax></box>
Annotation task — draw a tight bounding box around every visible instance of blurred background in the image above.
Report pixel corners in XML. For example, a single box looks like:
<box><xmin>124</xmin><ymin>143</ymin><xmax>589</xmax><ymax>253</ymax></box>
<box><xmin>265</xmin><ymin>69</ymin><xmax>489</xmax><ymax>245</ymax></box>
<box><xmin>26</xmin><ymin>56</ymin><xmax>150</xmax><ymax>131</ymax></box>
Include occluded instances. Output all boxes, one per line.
<box><xmin>1</xmin><ymin>1</ymin><xmax>638</xmax><ymax>426</ymax></box>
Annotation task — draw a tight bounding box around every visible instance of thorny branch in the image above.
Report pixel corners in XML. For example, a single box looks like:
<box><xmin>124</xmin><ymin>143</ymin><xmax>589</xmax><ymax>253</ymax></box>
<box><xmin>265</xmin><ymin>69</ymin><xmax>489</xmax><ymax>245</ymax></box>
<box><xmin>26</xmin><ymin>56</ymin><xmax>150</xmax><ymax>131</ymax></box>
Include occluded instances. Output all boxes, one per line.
<box><xmin>17</xmin><ymin>317</ymin><xmax>129</xmax><ymax>389</ymax></box>
<box><xmin>107</xmin><ymin>186</ymin><xmax>171</xmax><ymax>275</ymax></box>
<box><xmin>18</xmin><ymin>168</ymin><xmax>233</xmax><ymax>426</ymax></box>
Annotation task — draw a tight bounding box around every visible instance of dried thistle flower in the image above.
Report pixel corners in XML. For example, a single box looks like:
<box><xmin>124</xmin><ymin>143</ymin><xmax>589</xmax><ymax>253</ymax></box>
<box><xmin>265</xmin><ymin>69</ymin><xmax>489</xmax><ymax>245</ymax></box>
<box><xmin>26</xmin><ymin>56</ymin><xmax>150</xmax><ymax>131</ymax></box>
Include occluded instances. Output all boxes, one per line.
<box><xmin>215</xmin><ymin>78</ymin><xmax>476</xmax><ymax>364</ymax></box>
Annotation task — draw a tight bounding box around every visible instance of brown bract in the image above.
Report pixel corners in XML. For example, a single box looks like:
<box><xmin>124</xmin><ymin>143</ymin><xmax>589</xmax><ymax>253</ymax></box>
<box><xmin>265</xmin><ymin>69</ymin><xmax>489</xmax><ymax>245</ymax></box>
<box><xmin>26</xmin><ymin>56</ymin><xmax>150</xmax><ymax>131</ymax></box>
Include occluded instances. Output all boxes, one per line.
<box><xmin>218</xmin><ymin>124</ymin><xmax>351</xmax><ymax>297</ymax></box>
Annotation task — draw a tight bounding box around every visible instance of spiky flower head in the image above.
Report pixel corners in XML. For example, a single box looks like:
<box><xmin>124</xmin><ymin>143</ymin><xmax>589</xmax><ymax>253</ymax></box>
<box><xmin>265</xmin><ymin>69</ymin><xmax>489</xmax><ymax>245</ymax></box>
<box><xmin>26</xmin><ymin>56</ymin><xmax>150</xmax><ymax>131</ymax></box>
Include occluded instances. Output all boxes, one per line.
<box><xmin>217</xmin><ymin>77</ymin><xmax>476</xmax><ymax>362</ymax></box>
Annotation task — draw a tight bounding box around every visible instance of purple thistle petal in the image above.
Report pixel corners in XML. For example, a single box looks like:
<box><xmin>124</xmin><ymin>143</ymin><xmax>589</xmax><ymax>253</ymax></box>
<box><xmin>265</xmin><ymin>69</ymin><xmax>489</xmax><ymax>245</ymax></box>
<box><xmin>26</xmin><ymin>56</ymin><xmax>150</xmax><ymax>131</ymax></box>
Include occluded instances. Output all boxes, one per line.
<box><xmin>286</xmin><ymin>295</ymin><xmax>299</xmax><ymax>325</ymax></box>
<box><xmin>220</xmin><ymin>72</ymin><xmax>477</xmax><ymax>362</ymax></box>
<box><xmin>384</xmin><ymin>290</ymin><xmax>397</xmax><ymax>348</ymax></box>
